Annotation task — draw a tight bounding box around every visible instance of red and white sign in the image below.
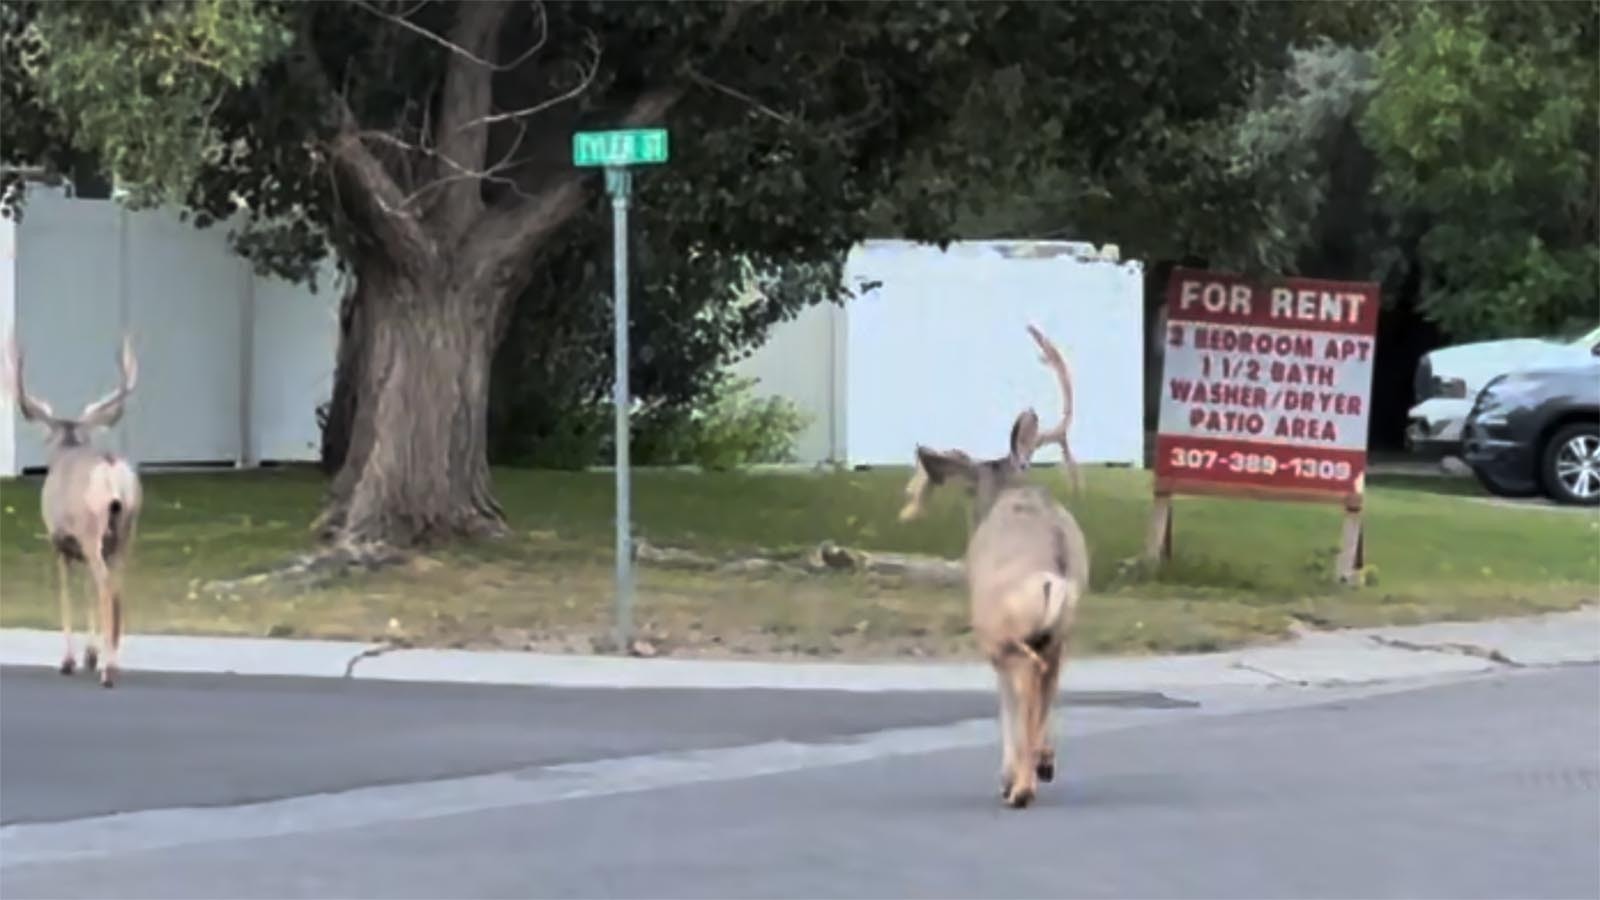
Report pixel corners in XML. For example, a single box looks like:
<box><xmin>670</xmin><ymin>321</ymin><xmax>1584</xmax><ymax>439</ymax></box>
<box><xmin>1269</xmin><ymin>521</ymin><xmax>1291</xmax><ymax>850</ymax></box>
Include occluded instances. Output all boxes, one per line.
<box><xmin>1155</xmin><ymin>267</ymin><xmax>1379</xmax><ymax>499</ymax></box>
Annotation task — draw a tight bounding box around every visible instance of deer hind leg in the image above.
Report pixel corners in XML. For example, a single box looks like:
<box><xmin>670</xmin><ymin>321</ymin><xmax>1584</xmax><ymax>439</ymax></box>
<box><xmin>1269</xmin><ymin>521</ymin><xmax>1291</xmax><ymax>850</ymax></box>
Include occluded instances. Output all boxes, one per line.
<box><xmin>55</xmin><ymin>555</ymin><xmax>76</xmax><ymax>675</ymax></box>
<box><xmin>1034</xmin><ymin>642</ymin><xmax>1064</xmax><ymax>783</ymax></box>
<box><xmin>84</xmin><ymin>548</ymin><xmax>116</xmax><ymax>688</ymax></box>
<box><xmin>1001</xmin><ymin>655</ymin><xmax>1041</xmax><ymax>809</ymax></box>
<box><xmin>79</xmin><ymin>565</ymin><xmax>101</xmax><ymax>673</ymax></box>
<box><xmin>994</xmin><ymin>662</ymin><xmax>1019</xmax><ymax>799</ymax></box>
<box><xmin>108</xmin><ymin>560</ymin><xmax>125</xmax><ymax>662</ymax></box>
<box><xmin>111</xmin><ymin>515</ymin><xmax>137</xmax><ymax>659</ymax></box>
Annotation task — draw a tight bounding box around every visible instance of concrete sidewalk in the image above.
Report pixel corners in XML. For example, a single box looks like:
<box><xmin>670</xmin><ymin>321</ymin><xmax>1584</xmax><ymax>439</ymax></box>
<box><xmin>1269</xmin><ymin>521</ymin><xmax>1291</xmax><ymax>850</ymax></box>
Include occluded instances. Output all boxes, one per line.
<box><xmin>0</xmin><ymin>607</ymin><xmax>1594</xmax><ymax>694</ymax></box>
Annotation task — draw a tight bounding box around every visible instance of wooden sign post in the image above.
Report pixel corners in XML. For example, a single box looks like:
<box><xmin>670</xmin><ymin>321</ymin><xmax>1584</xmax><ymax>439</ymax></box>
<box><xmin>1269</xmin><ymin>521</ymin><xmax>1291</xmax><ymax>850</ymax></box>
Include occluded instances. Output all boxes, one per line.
<box><xmin>1145</xmin><ymin>267</ymin><xmax>1380</xmax><ymax>584</ymax></box>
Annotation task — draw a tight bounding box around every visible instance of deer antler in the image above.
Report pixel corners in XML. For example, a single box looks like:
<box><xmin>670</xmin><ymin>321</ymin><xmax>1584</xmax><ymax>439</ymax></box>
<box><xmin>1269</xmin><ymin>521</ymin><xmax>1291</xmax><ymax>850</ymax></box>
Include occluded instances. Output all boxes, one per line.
<box><xmin>1024</xmin><ymin>323</ymin><xmax>1080</xmax><ymax>494</ymax></box>
<box><xmin>3</xmin><ymin>333</ymin><xmax>57</xmax><ymax>423</ymax></box>
<box><xmin>78</xmin><ymin>334</ymin><xmax>138</xmax><ymax>428</ymax></box>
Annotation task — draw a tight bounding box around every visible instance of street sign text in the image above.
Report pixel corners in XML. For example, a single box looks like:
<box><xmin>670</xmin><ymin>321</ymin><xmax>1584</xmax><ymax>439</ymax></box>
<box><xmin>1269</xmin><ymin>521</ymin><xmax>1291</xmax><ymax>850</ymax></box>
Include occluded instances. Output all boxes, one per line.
<box><xmin>572</xmin><ymin>129</ymin><xmax>670</xmax><ymax>168</ymax></box>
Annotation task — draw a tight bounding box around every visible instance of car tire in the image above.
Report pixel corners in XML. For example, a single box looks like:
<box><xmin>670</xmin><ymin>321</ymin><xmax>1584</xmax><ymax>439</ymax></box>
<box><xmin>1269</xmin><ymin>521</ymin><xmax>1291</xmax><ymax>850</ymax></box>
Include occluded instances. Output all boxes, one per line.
<box><xmin>1540</xmin><ymin>422</ymin><xmax>1600</xmax><ymax>506</ymax></box>
<box><xmin>1470</xmin><ymin>464</ymin><xmax>1538</xmax><ymax>499</ymax></box>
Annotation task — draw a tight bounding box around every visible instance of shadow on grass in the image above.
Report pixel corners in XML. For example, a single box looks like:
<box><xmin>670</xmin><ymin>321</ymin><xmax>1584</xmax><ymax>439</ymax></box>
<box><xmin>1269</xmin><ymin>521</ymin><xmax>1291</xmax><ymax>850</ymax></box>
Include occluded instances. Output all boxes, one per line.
<box><xmin>1366</xmin><ymin>473</ymin><xmax>1482</xmax><ymax>498</ymax></box>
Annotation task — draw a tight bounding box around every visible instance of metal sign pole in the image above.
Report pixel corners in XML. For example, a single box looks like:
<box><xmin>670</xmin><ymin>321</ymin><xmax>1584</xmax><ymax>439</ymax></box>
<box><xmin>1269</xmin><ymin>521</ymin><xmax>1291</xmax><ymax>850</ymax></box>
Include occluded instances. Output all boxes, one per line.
<box><xmin>575</xmin><ymin>129</ymin><xmax>665</xmax><ymax>653</ymax></box>
<box><xmin>606</xmin><ymin>165</ymin><xmax>635</xmax><ymax>651</ymax></box>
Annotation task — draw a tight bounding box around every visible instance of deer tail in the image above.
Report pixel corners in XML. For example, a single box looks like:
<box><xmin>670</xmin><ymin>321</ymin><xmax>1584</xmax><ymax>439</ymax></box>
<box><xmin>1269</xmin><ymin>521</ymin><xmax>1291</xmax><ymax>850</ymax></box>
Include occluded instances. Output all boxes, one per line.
<box><xmin>90</xmin><ymin>457</ymin><xmax>139</xmax><ymax>544</ymax></box>
<box><xmin>1037</xmin><ymin>572</ymin><xmax>1078</xmax><ymax>635</ymax></box>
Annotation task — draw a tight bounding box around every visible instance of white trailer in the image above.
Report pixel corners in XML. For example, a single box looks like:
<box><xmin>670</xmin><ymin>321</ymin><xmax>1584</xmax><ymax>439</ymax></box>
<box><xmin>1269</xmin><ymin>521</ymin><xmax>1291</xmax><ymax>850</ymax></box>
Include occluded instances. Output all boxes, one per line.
<box><xmin>734</xmin><ymin>239</ymin><xmax>1145</xmax><ymax>468</ymax></box>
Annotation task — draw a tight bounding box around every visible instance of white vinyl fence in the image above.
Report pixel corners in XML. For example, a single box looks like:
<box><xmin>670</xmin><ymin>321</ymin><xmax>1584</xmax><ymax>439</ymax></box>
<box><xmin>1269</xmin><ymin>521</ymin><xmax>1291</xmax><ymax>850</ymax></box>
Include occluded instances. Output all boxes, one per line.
<box><xmin>1</xmin><ymin>187</ymin><xmax>339</xmax><ymax>476</ymax></box>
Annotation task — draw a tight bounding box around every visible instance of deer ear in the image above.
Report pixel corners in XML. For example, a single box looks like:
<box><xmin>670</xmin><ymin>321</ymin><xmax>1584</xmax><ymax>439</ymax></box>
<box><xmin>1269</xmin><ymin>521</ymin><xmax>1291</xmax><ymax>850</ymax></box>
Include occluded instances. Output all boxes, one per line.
<box><xmin>915</xmin><ymin>446</ymin><xmax>976</xmax><ymax>485</ymax></box>
<box><xmin>1008</xmin><ymin>409</ymin><xmax>1040</xmax><ymax>466</ymax></box>
<box><xmin>901</xmin><ymin>446</ymin><xmax>977</xmax><ymax>522</ymax></box>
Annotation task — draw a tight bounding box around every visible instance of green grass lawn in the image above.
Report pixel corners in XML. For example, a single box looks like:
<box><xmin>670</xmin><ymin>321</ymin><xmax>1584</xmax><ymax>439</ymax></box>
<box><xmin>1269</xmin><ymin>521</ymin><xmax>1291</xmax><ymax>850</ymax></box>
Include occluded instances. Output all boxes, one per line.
<box><xmin>0</xmin><ymin>465</ymin><xmax>1594</xmax><ymax>660</ymax></box>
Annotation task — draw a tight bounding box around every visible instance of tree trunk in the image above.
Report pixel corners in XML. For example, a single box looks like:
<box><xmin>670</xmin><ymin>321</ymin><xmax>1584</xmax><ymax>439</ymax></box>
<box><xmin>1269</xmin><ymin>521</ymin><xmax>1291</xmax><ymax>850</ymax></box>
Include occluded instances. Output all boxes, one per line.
<box><xmin>318</xmin><ymin>278</ymin><xmax>369</xmax><ymax>475</ymax></box>
<box><xmin>315</xmin><ymin>261</ymin><xmax>508</xmax><ymax>547</ymax></box>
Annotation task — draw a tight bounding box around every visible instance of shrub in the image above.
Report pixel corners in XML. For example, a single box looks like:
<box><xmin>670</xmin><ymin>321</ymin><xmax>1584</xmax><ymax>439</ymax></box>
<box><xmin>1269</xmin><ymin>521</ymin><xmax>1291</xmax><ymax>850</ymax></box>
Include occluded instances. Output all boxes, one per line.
<box><xmin>635</xmin><ymin>375</ymin><xmax>810</xmax><ymax>470</ymax></box>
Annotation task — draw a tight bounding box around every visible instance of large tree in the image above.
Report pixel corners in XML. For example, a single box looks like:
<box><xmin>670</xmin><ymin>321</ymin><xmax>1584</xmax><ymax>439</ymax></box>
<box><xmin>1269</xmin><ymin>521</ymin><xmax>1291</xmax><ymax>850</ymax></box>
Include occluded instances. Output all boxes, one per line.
<box><xmin>1359</xmin><ymin>0</ymin><xmax>1599</xmax><ymax>339</ymax></box>
<box><xmin>4</xmin><ymin>0</ymin><xmax>1300</xmax><ymax>548</ymax></box>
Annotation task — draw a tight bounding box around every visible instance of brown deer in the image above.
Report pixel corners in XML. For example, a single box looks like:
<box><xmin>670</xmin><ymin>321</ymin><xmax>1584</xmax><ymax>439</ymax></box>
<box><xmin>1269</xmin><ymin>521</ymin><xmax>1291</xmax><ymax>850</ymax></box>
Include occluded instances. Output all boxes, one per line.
<box><xmin>898</xmin><ymin>324</ymin><xmax>1087</xmax><ymax>808</ymax></box>
<box><xmin>4</xmin><ymin>334</ymin><xmax>142</xmax><ymax>687</ymax></box>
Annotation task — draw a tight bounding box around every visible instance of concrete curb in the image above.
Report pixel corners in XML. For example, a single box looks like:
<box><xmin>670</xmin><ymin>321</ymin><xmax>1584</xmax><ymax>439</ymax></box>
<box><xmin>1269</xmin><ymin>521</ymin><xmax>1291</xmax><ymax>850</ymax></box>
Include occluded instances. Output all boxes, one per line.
<box><xmin>1</xmin><ymin>608</ymin><xmax>1593</xmax><ymax>693</ymax></box>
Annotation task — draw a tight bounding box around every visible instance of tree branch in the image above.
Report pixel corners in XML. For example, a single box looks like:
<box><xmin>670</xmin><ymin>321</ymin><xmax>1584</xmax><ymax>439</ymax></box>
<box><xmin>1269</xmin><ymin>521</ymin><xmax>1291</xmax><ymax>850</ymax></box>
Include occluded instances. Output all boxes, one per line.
<box><xmin>349</xmin><ymin>2</ymin><xmax>591</xmax><ymax>231</ymax></box>
<box><xmin>289</xmin><ymin>31</ymin><xmax>431</xmax><ymax>268</ymax></box>
<box><xmin>455</xmin><ymin>29</ymin><xmax>600</xmax><ymax>131</ymax></box>
<box><xmin>353</xmin><ymin>0</ymin><xmax>547</xmax><ymax>72</ymax></box>
<box><xmin>462</xmin><ymin>83</ymin><xmax>684</xmax><ymax>304</ymax></box>
<box><xmin>686</xmin><ymin>68</ymin><xmax>795</xmax><ymax>126</ymax></box>
<box><xmin>429</xmin><ymin>0</ymin><xmax>513</xmax><ymax>234</ymax></box>
<box><xmin>383</xmin><ymin>117</ymin><xmax>540</xmax><ymax>209</ymax></box>
<box><xmin>457</xmin><ymin>1</ymin><xmax>752</xmax><ymax>302</ymax></box>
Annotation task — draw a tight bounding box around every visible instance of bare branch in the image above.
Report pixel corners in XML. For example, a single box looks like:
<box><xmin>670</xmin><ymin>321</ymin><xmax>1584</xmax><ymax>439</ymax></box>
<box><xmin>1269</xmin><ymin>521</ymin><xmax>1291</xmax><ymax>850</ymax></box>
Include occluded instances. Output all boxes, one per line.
<box><xmin>687</xmin><ymin>68</ymin><xmax>796</xmax><ymax>126</ymax></box>
<box><xmin>504</xmin><ymin>1</ymin><xmax>550</xmax><ymax>72</ymax></box>
<box><xmin>339</xmin><ymin>2</ymin><xmax>583</xmax><ymax>225</ymax></box>
<box><xmin>453</xmin><ymin>29</ymin><xmax>601</xmax><ymax>131</ymax></box>
<box><xmin>828</xmin><ymin>59</ymin><xmax>890</xmax><ymax>141</ymax></box>
<box><xmin>396</xmin><ymin>117</ymin><xmax>539</xmax><ymax>209</ymax></box>
<box><xmin>352</xmin><ymin>0</ymin><xmax>548</xmax><ymax>72</ymax></box>
<box><xmin>287</xmin><ymin>34</ymin><xmax>432</xmax><ymax>264</ymax></box>
<box><xmin>356</xmin><ymin>124</ymin><xmax>532</xmax><ymax>203</ymax></box>
<box><xmin>457</xmin><ymin>1</ymin><xmax>753</xmax><ymax>296</ymax></box>
<box><xmin>393</xmin><ymin>0</ymin><xmax>435</xmax><ymax>21</ymax></box>
<box><xmin>472</xmin><ymin>79</ymin><xmax>684</xmax><ymax>250</ymax></box>
<box><xmin>686</xmin><ymin>50</ymin><xmax>883</xmax><ymax>141</ymax></box>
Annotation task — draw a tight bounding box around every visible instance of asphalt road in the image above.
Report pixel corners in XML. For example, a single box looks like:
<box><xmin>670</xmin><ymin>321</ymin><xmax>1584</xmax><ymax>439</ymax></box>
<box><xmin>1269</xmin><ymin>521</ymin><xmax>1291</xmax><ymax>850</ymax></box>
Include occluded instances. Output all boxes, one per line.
<box><xmin>2</xmin><ymin>664</ymin><xmax>1596</xmax><ymax>899</ymax></box>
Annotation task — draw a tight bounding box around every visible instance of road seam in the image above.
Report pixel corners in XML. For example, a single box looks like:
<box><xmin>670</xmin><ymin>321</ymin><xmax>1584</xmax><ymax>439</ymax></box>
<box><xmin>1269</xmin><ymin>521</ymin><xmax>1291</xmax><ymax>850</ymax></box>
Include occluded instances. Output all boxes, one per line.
<box><xmin>1365</xmin><ymin>634</ymin><xmax>1524</xmax><ymax>668</ymax></box>
<box><xmin>342</xmin><ymin>641</ymin><xmax>406</xmax><ymax>678</ymax></box>
<box><xmin>1227</xmin><ymin>661</ymin><xmax>1309</xmax><ymax>687</ymax></box>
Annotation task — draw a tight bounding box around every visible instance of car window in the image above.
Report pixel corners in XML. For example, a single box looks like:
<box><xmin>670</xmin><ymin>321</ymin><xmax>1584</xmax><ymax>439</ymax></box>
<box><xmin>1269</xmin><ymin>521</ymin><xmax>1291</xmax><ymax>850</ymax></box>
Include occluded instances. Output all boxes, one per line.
<box><xmin>1562</xmin><ymin>322</ymin><xmax>1600</xmax><ymax>347</ymax></box>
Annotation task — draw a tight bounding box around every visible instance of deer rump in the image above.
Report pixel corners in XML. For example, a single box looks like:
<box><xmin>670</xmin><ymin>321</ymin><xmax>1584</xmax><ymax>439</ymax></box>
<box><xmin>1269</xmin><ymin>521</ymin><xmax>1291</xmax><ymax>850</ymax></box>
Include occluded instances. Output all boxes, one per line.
<box><xmin>966</xmin><ymin>487</ymin><xmax>1088</xmax><ymax>664</ymax></box>
<box><xmin>44</xmin><ymin>451</ymin><xmax>142</xmax><ymax>563</ymax></box>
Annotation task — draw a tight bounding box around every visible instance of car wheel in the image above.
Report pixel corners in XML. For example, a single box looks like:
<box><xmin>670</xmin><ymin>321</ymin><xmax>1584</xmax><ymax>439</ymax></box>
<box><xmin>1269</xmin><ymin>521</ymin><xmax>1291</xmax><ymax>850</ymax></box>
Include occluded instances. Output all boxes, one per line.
<box><xmin>1540</xmin><ymin>422</ymin><xmax>1600</xmax><ymax>506</ymax></box>
<box><xmin>1470</xmin><ymin>464</ymin><xmax>1538</xmax><ymax>499</ymax></box>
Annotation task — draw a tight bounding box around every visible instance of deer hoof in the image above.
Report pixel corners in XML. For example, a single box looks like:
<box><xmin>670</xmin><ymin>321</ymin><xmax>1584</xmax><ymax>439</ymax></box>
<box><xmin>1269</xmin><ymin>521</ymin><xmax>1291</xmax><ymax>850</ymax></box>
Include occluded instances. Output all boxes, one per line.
<box><xmin>58</xmin><ymin>657</ymin><xmax>75</xmax><ymax>676</ymax></box>
<box><xmin>1004</xmin><ymin>784</ymin><xmax>1035</xmax><ymax>809</ymax></box>
<box><xmin>83</xmin><ymin>648</ymin><xmax>99</xmax><ymax>672</ymax></box>
<box><xmin>1036</xmin><ymin>752</ymin><xmax>1056</xmax><ymax>783</ymax></box>
<box><xmin>99</xmin><ymin>667</ymin><xmax>116</xmax><ymax>689</ymax></box>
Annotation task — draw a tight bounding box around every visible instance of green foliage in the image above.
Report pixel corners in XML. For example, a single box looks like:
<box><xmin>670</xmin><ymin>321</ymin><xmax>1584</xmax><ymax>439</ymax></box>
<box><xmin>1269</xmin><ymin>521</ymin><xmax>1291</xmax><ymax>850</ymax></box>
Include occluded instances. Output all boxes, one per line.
<box><xmin>1360</xmin><ymin>1</ymin><xmax>1600</xmax><ymax>339</ymax></box>
<box><xmin>495</xmin><ymin>373</ymin><xmax>809</xmax><ymax>472</ymax></box>
<box><xmin>634</xmin><ymin>375</ymin><xmax>811</xmax><ymax>471</ymax></box>
<box><xmin>1206</xmin><ymin>42</ymin><xmax>1379</xmax><ymax>273</ymax></box>
<box><xmin>869</xmin><ymin>1</ymin><xmax>1310</xmax><ymax>268</ymax></box>
<box><xmin>8</xmin><ymin>0</ymin><xmax>292</xmax><ymax>210</ymax></box>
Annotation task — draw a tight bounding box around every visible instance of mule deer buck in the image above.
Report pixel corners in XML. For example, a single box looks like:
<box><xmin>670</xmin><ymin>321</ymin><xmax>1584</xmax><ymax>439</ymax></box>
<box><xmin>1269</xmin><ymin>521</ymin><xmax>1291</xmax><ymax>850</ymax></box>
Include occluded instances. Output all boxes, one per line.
<box><xmin>898</xmin><ymin>324</ymin><xmax>1087</xmax><ymax>808</ymax></box>
<box><xmin>4</xmin><ymin>334</ymin><xmax>142</xmax><ymax>687</ymax></box>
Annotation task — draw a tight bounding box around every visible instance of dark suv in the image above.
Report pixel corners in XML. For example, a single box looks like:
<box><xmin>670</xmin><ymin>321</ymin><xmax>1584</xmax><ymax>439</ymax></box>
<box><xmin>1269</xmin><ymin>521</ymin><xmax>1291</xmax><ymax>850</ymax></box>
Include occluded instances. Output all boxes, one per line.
<box><xmin>1461</xmin><ymin>359</ymin><xmax>1600</xmax><ymax>505</ymax></box>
